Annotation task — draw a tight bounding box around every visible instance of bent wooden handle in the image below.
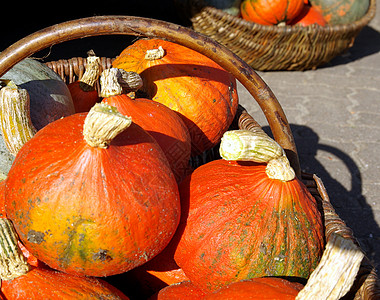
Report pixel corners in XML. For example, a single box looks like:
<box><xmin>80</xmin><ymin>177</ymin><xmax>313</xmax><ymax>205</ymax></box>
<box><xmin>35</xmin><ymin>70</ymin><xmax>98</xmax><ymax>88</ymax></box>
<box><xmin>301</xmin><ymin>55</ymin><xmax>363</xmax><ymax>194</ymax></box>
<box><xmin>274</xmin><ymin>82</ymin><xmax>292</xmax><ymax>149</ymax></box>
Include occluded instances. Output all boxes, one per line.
<box><xmin>0</xmin><ymin>15</ymin><xmax>300</xmax><ymax>175</ymax></box>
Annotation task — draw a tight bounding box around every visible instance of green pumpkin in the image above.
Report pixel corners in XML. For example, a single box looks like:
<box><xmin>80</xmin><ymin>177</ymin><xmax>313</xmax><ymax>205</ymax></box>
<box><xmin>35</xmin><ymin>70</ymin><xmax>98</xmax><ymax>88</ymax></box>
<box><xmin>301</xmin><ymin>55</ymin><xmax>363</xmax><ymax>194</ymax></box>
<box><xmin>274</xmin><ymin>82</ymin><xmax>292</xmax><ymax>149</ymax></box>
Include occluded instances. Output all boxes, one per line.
<box><xmin>309</xmin><ymin>0</ymin><xmax>370</xmax><ymax>25</ymax></box>
<box><xmin>0</xmin><ymin>58</ymin><xmax>74</xmax><ymax>178</ymax></box>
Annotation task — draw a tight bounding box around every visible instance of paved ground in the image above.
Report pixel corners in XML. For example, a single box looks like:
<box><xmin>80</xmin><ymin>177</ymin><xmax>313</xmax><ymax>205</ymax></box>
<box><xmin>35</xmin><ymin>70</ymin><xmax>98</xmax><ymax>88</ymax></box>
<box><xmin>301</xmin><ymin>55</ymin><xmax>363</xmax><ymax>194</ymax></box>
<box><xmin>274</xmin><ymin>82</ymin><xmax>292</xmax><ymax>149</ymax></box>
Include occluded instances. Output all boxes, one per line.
<box><xmin>238</xmin><ymin>5</ymin><xmax>380</xmax><ymax>269</ymax></box>
<box><xmin>2</xmin><ymin>0</ymin><xmax>379</xmax><ymax>272</ymax></box>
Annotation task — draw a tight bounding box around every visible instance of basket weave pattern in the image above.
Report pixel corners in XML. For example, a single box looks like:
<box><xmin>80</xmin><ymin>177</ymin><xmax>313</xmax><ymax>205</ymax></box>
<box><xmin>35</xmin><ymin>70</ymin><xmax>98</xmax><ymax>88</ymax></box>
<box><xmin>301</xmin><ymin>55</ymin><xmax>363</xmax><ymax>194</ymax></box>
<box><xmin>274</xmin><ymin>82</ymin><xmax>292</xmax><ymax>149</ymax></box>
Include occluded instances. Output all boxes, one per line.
<box><xmin>191</xmin><ymin>0</ymin><xmax>376</xmax><ymax>70</ymax></box>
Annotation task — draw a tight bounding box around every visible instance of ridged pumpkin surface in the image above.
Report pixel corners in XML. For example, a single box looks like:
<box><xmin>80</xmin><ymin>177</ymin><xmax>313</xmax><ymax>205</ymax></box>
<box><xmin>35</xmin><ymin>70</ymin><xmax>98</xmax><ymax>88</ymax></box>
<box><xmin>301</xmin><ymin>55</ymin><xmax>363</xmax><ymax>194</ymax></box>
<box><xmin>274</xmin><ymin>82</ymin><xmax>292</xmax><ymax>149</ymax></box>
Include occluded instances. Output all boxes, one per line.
<box><xmin>1</xmin><ymin>267</ymin><xmax>130</xmax><ymax>300</ymax></box>
<box><xmin>309</xmin><ymin>0</ymin><xmax>370</xmax><ymax>24</ymax></box>
<box><xmin>241</xmin><ymin>0</ymin><xmax>305</xmax><ymax>25</ymax></box>
<box><xmin>103</xmin><ymin>95</ymin><xmax>191</xmax><ymax>183</ymax></box>
<box><xmin>174</xmin><ymin>160</ymin><xmax>324</xmax><ymax>292</ymax></box>
<box><xmin>4</xmin><ymin>113</ymin><xmax>180</xmax><ymax>277</ymax></box>
<box><xmin>203</xmin><ymin>277</ymin><xmax>303</xmax><ymax>299</ymax></box>
<box><xmin>112</xmin><ymin>39</ymin><xmax>239</xmax><ymax>155</ymax></box>
<box><xmin>152</xmin><ymin>281</ymin><xmax>206</xmax><ymax>300</ymax></box>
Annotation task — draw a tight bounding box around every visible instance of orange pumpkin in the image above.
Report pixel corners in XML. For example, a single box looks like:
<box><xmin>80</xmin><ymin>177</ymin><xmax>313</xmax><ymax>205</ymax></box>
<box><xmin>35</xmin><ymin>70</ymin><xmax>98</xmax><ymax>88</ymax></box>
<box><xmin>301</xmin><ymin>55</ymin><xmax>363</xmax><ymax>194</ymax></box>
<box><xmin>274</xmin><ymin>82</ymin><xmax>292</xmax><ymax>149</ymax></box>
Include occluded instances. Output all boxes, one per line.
<box><xmin>101</xmin><ymin>68</ymin><xmax>192</xmax><ymax>183</ymax></box>
<box><xmin>67</xmin><ymin>52</ymin><xmax>101</xmax><ymax>113</ymax></box>
<box><xmin>0</xmin><ymin>218</ymin><xmax>129</xmax><ymax>300</ymax></box>
<box><xmin>4</xmin><ymin>103</ymin><xmax>180</xmax><ymax>277</ymax></box>
<box><xmin>289</xmin><ymin>4</ymin><xmax>327</xmax><ymax>26</ymax></box>
<box><xmin>150</xmin><ymin>281</ymin><xmax>206</xmax><ymax>300</ymax></box>
<box><xmin>174</xmin><ymin>130</ymin><xmax>324</xmax><ymax>292</ymax></box>
<box><xmin>204</xmin><ymin>277</ymin><xmax>303</xmax><ymax>299</ymax></box>
<box><xmin>112</xmin><ymin>38</ymin><xmax>239</xmax><ymax>155</ymax></box>
<box><xmin>241</xmin><ymin>0</ymin><xmax>305</xmax><ymax>25</ymax></box>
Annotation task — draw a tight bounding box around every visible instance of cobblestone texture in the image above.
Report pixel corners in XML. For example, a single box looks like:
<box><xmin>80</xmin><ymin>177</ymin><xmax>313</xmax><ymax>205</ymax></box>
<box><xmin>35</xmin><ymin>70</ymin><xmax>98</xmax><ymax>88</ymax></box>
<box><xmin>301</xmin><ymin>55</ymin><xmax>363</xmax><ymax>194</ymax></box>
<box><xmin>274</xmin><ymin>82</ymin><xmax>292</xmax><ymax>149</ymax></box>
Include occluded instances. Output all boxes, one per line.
<box><xmin>238</xmin><ymin>4</ymin><xmax>380</xmax><ymax>269</ymax></box>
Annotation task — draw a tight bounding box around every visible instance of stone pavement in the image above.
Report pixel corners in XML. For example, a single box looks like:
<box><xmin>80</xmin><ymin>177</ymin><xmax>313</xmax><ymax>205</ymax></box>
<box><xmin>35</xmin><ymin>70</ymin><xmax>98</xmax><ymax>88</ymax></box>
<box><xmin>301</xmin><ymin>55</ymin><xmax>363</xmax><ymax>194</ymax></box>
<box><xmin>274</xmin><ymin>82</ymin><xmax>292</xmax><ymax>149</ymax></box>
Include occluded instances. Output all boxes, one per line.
<box><xmin>238</xmin><ymin>4</ymin><xmax>380</xmax><ymax>269</ymax></box>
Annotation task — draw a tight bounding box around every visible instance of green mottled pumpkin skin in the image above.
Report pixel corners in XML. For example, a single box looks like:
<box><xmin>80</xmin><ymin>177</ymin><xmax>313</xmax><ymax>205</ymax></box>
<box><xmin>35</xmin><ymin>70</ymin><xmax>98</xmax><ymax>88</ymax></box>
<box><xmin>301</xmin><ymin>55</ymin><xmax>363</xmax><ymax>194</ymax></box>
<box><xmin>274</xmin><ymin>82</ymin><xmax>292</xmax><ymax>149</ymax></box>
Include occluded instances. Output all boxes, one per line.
<box><xmin>309</xmin><ymin>0</ymin><xmax>370</xmax><ymax>24</ymax></box>
<box><xmin>174</xmin><ymin>160</ymin><xmax>324</xmax><ymax>292</ymax></box>
<box><xmin>4</xmin><ymin>113</ymin><xmax>180</xmax><ymax>277</ymax></box>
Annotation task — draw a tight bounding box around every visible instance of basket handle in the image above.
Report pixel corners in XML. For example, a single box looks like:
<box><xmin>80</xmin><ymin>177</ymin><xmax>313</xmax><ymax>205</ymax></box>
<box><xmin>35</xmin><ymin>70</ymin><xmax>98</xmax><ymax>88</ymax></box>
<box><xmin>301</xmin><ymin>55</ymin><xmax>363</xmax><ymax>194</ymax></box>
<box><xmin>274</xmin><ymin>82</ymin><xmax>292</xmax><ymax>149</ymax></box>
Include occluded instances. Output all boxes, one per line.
<box><xmin>0</xmin><ymin>16</ymin><xmax>300</xmax><ymax>175</ymax></box>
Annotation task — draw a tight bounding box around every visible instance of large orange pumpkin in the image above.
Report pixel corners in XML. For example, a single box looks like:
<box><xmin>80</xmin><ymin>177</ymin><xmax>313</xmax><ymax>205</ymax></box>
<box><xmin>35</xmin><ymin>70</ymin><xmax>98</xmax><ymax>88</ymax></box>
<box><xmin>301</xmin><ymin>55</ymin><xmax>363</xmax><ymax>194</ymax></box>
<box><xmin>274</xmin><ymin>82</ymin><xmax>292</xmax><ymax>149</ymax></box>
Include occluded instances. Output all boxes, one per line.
<box><xmin>241</xmin><ymin>0</ymin><xmax>305</xmax><ymax>25</ymax></box>
<box><xmin>4</xmin><ymin>103</ymin><xmax>180</xmax><ymax>277</ymax></box>
<box><xmin>112</xmin><ymin>38</ymin><xmax>239</xmax><ymax>155</ymax></box>
<box><xmin>101</xmin><ymin>68</ymin><xmax>192</xmax><ymax>183</ymax></box>
<box><xmin>174</xmin><ymin>130</ymin><xmax>324</xmax><ymax>292</ymax></box>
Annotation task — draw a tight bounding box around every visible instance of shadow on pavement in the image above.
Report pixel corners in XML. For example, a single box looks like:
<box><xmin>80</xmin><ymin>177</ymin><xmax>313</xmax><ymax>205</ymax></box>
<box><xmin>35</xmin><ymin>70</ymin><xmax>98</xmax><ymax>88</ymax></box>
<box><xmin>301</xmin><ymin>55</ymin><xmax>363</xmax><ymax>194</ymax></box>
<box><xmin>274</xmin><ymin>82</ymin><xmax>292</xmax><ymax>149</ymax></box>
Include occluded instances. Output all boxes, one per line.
<box><xmin>277</xmin><ymin>124</ymin><xmax>380</xmax><ymax>268</ymax></box>
<box><xmin>323</xmin><ymin>25</ymin><xmax>380</xmax><ymax>67</ymax></box>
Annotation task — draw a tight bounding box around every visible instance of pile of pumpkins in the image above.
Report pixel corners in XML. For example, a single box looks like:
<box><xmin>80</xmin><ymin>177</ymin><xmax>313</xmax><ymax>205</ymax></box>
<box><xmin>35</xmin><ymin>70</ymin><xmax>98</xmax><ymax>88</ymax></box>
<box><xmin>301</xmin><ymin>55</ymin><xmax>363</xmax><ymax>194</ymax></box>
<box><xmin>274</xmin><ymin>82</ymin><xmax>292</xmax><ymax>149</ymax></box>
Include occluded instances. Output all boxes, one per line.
<box><xmin>0</xmin><ymin>38</ymin><xmax>325</xmax><ymax>299</ymax></box>
<box><xmin>200</xmin><ymin>0</ymin><xmax>370</xmax><ymax>27</ymax></box>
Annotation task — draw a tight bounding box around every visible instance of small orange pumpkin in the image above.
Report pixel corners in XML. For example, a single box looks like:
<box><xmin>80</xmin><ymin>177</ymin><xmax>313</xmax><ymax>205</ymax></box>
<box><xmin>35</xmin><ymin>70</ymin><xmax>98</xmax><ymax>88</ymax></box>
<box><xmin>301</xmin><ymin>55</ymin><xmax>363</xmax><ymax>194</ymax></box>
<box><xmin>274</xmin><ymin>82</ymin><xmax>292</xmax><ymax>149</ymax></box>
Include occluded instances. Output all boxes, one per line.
<box><xmin>112</xmin><ymin>38</ymin><xmax>239</xmax><ymax>155</ymax></box>
<box><xmin>67</xmin><ymin>52</ymin><xmax>101</xmax><ymax>113</ymax></box>
<box><xmin>100</xmin><ymin>68</ymin><xmax>192</xmax><ymax>183</ymax></box>
<box><xmin>289</xmin><ymin>4</ymin><xmax>327</xmax><ymax>26</ymax></box>
<box><xmin>241</xmin><ymin>0</ymin><xmax>305</xmax><ymax>25</ymax></box>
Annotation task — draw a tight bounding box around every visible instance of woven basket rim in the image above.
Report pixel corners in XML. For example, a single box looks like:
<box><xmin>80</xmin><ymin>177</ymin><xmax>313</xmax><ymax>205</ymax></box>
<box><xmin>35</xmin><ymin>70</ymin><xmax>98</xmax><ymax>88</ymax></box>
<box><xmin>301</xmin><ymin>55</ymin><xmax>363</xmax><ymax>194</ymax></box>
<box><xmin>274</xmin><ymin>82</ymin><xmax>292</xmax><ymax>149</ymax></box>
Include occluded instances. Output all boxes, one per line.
<box><xmin>192</xmin><ymin>0</ymin><xmax>376</xmax><ymax>34</ymax></box>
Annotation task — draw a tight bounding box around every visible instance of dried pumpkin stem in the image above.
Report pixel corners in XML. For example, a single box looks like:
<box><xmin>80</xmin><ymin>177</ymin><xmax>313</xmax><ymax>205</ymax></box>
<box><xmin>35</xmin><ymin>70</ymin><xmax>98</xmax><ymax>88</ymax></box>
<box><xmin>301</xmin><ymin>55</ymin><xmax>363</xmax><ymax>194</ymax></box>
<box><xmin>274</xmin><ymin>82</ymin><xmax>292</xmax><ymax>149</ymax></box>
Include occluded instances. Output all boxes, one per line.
<box><xmin>100</xmin><ymin>68</ymin><xmax>143</xmax><ymax>97</ymax></box>
<box><xmin>79</xmin><ymin>54</ymin><xmax>101</xmax><ymax>91</ymax></box>
<box><xmin>265</xmin><ymin>155</ymin><xmax>295</xmax><ymax>181</ymax></box>
<box><xmin>99</xmin><ymin>68</ymin><xmax>123</xmax><ymax>98</ymax></box>
<box><xmin>145</xmin><ymin>46</ymin><xmax>165</xmax><ymax>60</ymax></box>
<box><xmin>220</xmin><ymin>129</ymin><xmax>296</xmax><ymax>181</ymax></box>
<box><xmin>0</xmin><ymin>218</ymin><xmax>30</xmax><ymax>280</ymax></box>
<box><xmin>0</xmin><ymin>80</ymin><xmax>37</xmax><ymax>156</ymax></box>
<box><xmin>220</xmin><ymin>129</ymin><xmax>284</xmax><ymax>163</ymax></box>
<box><xmin>83</xmin><ymin>103</ymin><xmax>132</xmax><ymax>149</ymax></box>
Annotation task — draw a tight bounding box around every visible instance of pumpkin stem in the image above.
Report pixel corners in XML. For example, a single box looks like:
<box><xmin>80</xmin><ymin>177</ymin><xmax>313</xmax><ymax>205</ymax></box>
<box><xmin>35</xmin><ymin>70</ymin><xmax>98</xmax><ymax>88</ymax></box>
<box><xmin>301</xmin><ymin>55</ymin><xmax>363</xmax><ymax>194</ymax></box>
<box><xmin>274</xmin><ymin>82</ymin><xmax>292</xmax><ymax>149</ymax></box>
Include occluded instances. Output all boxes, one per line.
<box><xmin>265</xmin><ymin>155</ymin><xmax>295</xmax><ymax>181</ymax></box>
<box><xmin>0</xmin><ymin>218</ymin><xmax>30</xmax><ymax>280</ymax></box>
<box><xmin>99</xmin><ymin>68</ymin><xmax>143</xmax><ymax>98</ymax></box>
<box><xmin>145</xmin><ymin>46</ymin><xmax>165</xmax><ymax>60</ymax></box>
<box><xmin>0</xmin><ymin>80</ymin><xmax>37</xmax><ymax>156</ymax></box>
<box><xmin>220</xmin><ymin>129</ymin><xmax>284</xmax><ymax>163</ymax></box>
<box><xmin>219</xmin><ymin>129</ymin><xmax>296</xmax><ymax>181</ymax></box>
<box><xmin>79</xmin><ymin>51</ymin><xmax>101</xmax><ymax>92</ymax></box>
<box><xmin>83</xmin><ymin>103</ymin><xmax>132</xmax><ymax>149</ymax></box>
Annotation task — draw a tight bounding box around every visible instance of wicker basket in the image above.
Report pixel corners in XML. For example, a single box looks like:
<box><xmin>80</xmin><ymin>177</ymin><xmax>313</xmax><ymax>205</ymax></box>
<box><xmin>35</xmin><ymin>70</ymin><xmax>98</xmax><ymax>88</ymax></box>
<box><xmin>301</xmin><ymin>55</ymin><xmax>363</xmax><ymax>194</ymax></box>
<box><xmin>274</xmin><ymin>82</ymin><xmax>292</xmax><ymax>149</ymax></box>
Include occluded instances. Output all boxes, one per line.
<box><xmin>186</xmin><ymin>0</ymin><xmax>377</xmax><ymax>71</ymax></box>
<box><xmin>0</xmin><ymin>16</ymin><xmax>379</xmax><ymax>299</ymax></box>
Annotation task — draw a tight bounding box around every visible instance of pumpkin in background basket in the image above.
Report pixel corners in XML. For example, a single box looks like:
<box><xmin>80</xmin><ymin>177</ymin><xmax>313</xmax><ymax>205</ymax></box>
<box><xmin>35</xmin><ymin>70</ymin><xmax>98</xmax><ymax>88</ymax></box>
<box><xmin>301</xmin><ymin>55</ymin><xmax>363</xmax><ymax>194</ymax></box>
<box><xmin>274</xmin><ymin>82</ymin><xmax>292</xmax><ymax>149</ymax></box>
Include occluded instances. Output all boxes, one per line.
<box><xmin>4</xmin><ymin>103</ymin><xmax>180</xmax><ymax>277</ymax></box>
<box><xmin>100</xmin><ymin>68</ymin><xmax>192</xmax><ymax>183</ymax></box>
<box><xmin>174</xmin><ymin>129</ymin><xmax>324</xmax><ymax>292</ymax></box>
<box><xmin>309</xmin><ymin>0</ymin><xmax>370</xmax><ymax>25</ymax></box>
<box><xmin>203</xmin><ymin>277</ymin><xmax>303</xmax><ymax>299</ymax></box>
<box><xmin>112</xmin><ymin>38</ymin><xmax>239</xmax><ymax>155</ymax></box>
<box><xmin>289</xmin><ymin>4</ymin><xmax>327</xmax><ymax>26</ymax></box>
<box><xmin>67</xmin><ymin>51</ymin><xmax>101</xmax><ymax>113</ymax></box>
<box><xmin>240</xmin><ymin>0</ymin><xmax>305</xmax><ymax>25</ymax></box>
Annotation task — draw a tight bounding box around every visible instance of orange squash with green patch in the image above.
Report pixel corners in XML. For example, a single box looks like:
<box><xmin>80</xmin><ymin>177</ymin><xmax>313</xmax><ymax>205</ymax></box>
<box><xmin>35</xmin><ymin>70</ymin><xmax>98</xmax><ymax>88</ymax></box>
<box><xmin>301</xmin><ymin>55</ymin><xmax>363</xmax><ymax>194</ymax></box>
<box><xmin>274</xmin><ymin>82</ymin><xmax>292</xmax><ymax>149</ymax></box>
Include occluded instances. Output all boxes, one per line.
<box><xmin>4</xmin><ymin>103</ymin><xmax>180</xmax><ymax>277</ymax></box>
<box><xmin>174</xmin><ymin>130</ymin><xmax>324</xmax><ymax>292</ymax></box>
